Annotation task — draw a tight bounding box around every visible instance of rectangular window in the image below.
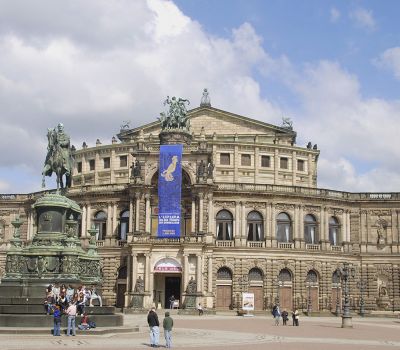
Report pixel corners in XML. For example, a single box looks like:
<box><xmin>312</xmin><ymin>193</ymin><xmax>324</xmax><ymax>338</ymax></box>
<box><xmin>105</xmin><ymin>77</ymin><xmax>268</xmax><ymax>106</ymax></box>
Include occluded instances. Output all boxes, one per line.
<box><xmin>103</xmin><ymin>157</ymin><xmax>110</xmax><ymax>169</ymax></box>
<box><xmin>297</xmin><ymin>159</ymin><xmax>305</xmax><ymax>172</ymax></box>
<box><xmin>280</xmin><ymin>157</ymin><xmax>288</xmax><ymax>169</ymax></box>
<box><xmin>77</xmin><ymin>162</ymin><xmax>82</xmax><ymax>173</ymax></box>
<box><xmin>120</xmin><ymin>155</ymin><xmax>127</xmax><ymax>167</ymax></box>
<box><xmin>261</xmin><ymin>155</ymin><xmax>270</xmax><ymax>168</ymax></box>
<box><xmin>220</xmin><ymin>153</ymin><xmax>230</xmax><ymax>165</ymax></box>
<box><xmin>241</xmin><ymin>154</ymin><xmax>251</xmax><ymax>166</ymax></box>
<box><xmin>89</xmin><ymin>159</ymin><xmax>95</xmax><ymax>171</ymax></box>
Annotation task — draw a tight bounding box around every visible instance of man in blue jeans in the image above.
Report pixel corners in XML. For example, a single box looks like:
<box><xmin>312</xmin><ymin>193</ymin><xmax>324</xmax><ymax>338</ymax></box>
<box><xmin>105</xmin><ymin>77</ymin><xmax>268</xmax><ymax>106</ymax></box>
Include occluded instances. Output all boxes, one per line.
<box><xmin>147</xmin><ymin>307</ymin><xmax>160</xmax><ymax>347</ymax></box>
<box><xmin>66</xmin><ymin>302</ymin><xmax>77</xmax><ymax>336</ymax></box>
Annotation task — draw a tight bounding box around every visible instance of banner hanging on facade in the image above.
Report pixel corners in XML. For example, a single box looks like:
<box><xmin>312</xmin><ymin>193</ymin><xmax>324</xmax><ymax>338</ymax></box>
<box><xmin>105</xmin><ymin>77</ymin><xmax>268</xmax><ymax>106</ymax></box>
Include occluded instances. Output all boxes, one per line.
<box><xmin>158</xmin><ymin>144</ymin><xmax>183</xmax><ymax>238</ymax></box>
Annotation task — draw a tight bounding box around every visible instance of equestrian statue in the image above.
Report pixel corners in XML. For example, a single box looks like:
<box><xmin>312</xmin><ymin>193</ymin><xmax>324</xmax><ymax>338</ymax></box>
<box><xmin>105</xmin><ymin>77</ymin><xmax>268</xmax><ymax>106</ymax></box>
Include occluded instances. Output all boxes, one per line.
<box><xmin>42</xmin><ymin>123</ymin><xmax>74</xmax><ymax>191</ymax></box>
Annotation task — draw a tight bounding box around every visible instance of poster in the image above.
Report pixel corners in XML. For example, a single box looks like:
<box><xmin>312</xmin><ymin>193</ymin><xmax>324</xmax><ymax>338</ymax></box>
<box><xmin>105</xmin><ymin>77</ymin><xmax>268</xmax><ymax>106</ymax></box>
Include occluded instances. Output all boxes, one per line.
<box><xmin>242</xmin><ymin>292</ymin><xmax>255</xmax><ymax>311</ymax></box>
<box><xmin>157</xmin><ymin>144</ymin><xmax>182</xmax><ymax>238</ymax></box>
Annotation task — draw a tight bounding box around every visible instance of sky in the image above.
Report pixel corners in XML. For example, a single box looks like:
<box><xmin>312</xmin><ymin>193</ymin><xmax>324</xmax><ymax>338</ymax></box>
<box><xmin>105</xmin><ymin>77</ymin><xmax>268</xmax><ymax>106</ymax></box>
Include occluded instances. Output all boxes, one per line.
<box><xmin>0</xmin><ymin>0</ymin><xmax>400</xmax><ymax>194</ymax></box>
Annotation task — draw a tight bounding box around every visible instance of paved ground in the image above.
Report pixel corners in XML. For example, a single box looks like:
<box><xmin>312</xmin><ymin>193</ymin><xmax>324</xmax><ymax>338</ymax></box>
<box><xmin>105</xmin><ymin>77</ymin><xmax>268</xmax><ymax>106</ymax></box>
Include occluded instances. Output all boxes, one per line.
<box><xmin>1</xmin><ymin>312</ymin><xmax>400</xmax><ymax>350</ymax></box>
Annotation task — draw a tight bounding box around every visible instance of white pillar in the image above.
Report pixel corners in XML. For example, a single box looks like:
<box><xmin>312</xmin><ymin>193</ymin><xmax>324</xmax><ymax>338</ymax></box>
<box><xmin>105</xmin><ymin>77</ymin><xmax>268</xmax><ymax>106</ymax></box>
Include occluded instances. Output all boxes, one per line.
<box><xmin>196</xmin><ymin>255</ymin><xmax>202</xmax><ymax>293</ymax></box>
<box><xmin>346</xmin><ymin>211</ymin><xmax>351</xmax><ymax>242</ymax></box>
<box><xmin>145</xmin><ymin>253</ymin><xmax>150</xmax><ymax>292</ymax></box>
<box><xmin>145</xmin><ymin>194</ymin><xmax>151</xmax><ymax>233</ymax></box>
<box><xmin>106</xmin><ymin>203</ymin><xmax>112</xmax><ymax>237</ymax></box>
<box><xmin>135</xmin><ymin>195</ymin><xmax>140</xmax><ymax>232</ymax></box>
<box><xmin>86</xmin><ymin>204</ymin><xmax>91</xmax><ymax>237</ymax></box>
<box><xmin>112</xmin><ymin>202</ymin><xmax>118</xmax><ymax>236</ymax></box>
<box><xmin>183</xmin><ymin>254</ymin><xmax>189</xmax><ymax>292</ymax></box>
<box><xmin>208</xmin><ymin>256</ymin><xmax>213</xmax><ymax>293</ymax></box>
<box><xmin>131</xmin><ymin>254</ymin><xmax>137</xmax><ymax>292</ymax></box>
<box><xmin>199</xmin><ymin>193</ymin><xmax>204</xmax><ymax>232</ymax></box>
<box><xmin>235</xmin><ymin>202</ymin><xmax>240</xmax><ymax>239</ymax></box>
<box><xmin>208</xmin><ymin>194</ymin><xmax>214</xmax><ymax>235</ymax></box>
<box><xmin>129</xmin><ymin>199</ymin><xmax>134</xmax><ymax>234</ymax></box>
<box><xmin>191</xmin><ymin>196</ymin><xmax>196</xmax><ymax>234</ymax></box>
<box><xmin>81</xmin><ymin>205</ymin><xmax>87</xmax><ymax>237</ymax></box>
<box><xmin>241</xmin><ymin>202</ymin><xmax>246</xmax><ymax>239</ymax></box>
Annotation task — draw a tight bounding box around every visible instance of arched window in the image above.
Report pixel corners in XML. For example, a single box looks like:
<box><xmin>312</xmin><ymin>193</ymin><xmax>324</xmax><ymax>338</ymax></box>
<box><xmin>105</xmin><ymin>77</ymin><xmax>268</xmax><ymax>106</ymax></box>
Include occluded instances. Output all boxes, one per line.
<box><xmin>304</xmin><ymin>214</ymin><xmax>318</xmax><ymax>244</ymax></box>
<box><xmin>278</xmin><ymin>268</ymin><xmax>292</xmax><ymax>282</ymax></box>
<box><xmin>249</xmin><ymin>268</ymin><xmax>263</xmax><ymax>281</ymax></box>
<box><xmin>306</xmin><ymin>270</ymin><xmax>318</xmax><ymax>283</ymax></box>
<box><xmin>247</xmin><ymin>211</ymin><xmax>263</xmax><ymax>241</ymax></box>
<box><xmin>119</xmin><ymin>210</ymin><xmax>129</xmax><ymax>241</ymax></box>
<box><xmin>217</xmin><ymin>267</ymin><xmax>232</xmax><ymax>280</ymax></box>
<box><xmin>94</xmin><ymin>211</ymin><xmax>107</xmax><ymax>240</ymax></box>
<box><xmin>216</xmin><ymin>210</ymin><xmax>233</xmax><ymax>240</ymax></box>
<box><xmin>276</xmin><ymin>212</ymin><xmax>292</xmax><ymax>243</ymax></box>
<box><xmin>329</xmin><ymin>217</ymin><xmax>340</xmax><ymax>246</ymax></box>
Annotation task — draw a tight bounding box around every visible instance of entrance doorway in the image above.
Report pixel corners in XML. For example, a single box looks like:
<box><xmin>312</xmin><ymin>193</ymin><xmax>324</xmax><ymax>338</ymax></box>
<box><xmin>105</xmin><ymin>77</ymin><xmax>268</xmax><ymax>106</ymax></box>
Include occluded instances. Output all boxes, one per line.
<box><xmin>165</xmin><ymin>276</ymin><xmax>181</xmax><ymax>308</ymax></box>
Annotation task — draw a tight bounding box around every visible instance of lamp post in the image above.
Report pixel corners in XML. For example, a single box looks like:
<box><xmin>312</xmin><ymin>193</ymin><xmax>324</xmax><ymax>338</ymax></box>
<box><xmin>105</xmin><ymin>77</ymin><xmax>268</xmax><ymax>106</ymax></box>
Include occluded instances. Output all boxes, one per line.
<box><xmin>335</xmin><ymin>282</ymin><xmax>341</xmax><ymax>316</ymax></box>
<box><xmin>337</xmin><ymin>262</ymin><xmax>356</xmax><ymax>328</ymax></box>
<box><xmin>357</xmin><ymin>279</ymin><xmax>367</xmax><ymax>317</ymax></box>
<box><xmin>305</xmin><ymin>280</ymin><xmax>312</xmax><ymax>316</ymax></box>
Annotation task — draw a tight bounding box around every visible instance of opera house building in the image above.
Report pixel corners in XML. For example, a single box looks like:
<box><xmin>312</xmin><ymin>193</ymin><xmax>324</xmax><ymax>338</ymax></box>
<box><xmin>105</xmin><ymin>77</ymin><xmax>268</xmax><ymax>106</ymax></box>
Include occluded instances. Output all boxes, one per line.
<box><xmin>0</xmin><ymin>93</ymin><xmax>399</xmax><ymax>315</ymax></box>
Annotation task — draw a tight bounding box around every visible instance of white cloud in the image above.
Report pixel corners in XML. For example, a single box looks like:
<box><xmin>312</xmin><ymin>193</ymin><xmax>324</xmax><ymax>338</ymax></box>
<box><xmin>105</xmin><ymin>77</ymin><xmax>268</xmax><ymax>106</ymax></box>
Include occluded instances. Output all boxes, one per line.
<box><xmin>349</xmin><ymin>8</ymin><xmax>376</xmax><ymax>30</ymax></box>
<box><xmin>376</xmin><ymin>47</ymin><xmax>400</xmax><ymax>79</ymax></box>
<box><xmin>330</xmin><ymin>7</ymin><xmax>340</xmax><ymax>23</ymax></box>
<box><xmin>0</xmin><ymin>180</ymin><xmax>10</xmax><ymax>192</ymax></box>
<box><xmin>0</xmin><ymin>0</ymin><xmax>286</xmax><ymax>193</ymax></box>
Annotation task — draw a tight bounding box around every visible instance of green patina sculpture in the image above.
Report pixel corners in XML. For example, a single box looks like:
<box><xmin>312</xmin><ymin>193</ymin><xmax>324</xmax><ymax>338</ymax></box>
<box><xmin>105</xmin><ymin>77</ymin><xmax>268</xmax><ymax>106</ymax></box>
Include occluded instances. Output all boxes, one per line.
<box><xmin>159</xmin><ymin>96</ymin><xmax>190</xmax><ymax>131</ymax></box>
<box><xmin>42</xmin><ymin>123</ymin><xmax>74</xmax><ymax>190</ymax></box>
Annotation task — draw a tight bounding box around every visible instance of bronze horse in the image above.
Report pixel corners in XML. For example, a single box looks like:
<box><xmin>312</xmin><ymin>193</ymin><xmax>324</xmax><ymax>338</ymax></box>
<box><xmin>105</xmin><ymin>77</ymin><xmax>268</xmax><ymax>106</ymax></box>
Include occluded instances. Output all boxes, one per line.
<box><xmin>42</xmin><ymin>128</ymin><xmax>72</xmax><ymax>191</ymax></box>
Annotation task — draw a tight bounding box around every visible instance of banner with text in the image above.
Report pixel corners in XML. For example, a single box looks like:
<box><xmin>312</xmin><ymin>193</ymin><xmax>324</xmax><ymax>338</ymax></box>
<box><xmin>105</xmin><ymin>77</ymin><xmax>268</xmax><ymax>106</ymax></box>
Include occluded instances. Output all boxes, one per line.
<box><xmin>158</xmin><ymin>144</ymin><xmax>183</xmax><ymax>238</ymax></box>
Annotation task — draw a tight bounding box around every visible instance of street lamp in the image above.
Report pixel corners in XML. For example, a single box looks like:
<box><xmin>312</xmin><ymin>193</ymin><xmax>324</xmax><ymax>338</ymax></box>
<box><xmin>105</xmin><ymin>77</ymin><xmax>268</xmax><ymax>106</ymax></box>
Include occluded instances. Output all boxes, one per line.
<box><xmin>336</xmin><ymin>262</ymin><xmax>356</xmax><ymax>328</ymax></box>
<box><xmin>305</xmin><ymin>280</ymin><xmax>312</xmax><ymax>316</ymax></box>
<box><xmin>357</xmin><ymin>279</ymin><xmax>367</xmax><ymax>317</ymax></box>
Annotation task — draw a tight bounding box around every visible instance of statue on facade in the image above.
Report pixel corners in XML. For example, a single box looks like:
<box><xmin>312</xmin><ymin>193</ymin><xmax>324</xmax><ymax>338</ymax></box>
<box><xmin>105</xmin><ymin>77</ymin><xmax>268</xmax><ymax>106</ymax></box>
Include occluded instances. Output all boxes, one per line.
<box><xmin>186</xmin><ymin>277</ymin><xmax>197</xmax><ymax>294</ymax></box>
<box><xmin>376</xmin><ymin>218</ymin><xmax>387</xmax><ymax>245</ymax></box>
<box><xmin>134</xmin><ymin>276</ymin><xmax>145</xmax><ymax>293</ymax></box>
<box><xmin>131</xmin><ymin>159</ymin><xmax>142</xmax><ymax>178</ymax></box>
<box><xmin>42</xmin><ymin>123</ymin><xmax>73</xmax><ymax>190</ymax></box>
<box><xmin>159</xmin><ymin>96</ymin><xmax>190</xmax><ymax>131</ymax></box>
<box><xmin>200</xmin><ymin>88</ymin><xmax>211</xmax><ymax>107</ymax></box>
<box><xmin>197</xmin><ymin>160</ymin><xmax>206</xmax><ymax>180</ymax></box>
<box><xmin>207</xmin><ymin>160</ymin><xmax>214</xmax><ymax>178</ymax></box>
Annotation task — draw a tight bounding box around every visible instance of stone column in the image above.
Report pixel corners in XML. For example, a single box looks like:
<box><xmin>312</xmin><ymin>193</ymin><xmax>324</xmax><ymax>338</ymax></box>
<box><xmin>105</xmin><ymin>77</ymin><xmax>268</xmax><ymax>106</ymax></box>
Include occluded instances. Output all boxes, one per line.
<box><xmin>241</xmin><ymin>202</ymin><xmax>246</xmax><ymax>241</ymax></box>
<box><xmin>129</xmin><ymin>199</ymin><xmax>134</xmax><ymax>234</ymax></box>
<box><xmin>145</xmin><ymin>253</ymin><xmax>151</xmax><ymax>292</ymax></box>
<box><xmin>208</xmin><ymin>255</ymin><xmax>213</xmax><ymax>293</ymax></box>
<box><xmin>198</xmin><ymin>193</ymin><xmax>204</xmax><ymax>232</ymax></box>
<box><xmin>274</xmin><ymin>149</ymin><xmax>279</xmax><ymax>185</ymax></box>
<box><xmin>196</xmin><ymin>255</ymin><xmax>202</xmax><ymax>292</ymax></box>
<box><xmin>125</xmin><ymin>255</ymin><xmax>131</xmax><ymax>307</ymax></box>
<box><xmin>131</xmin><ymin>254</ymin><xmax>138</xmax><ymax>292</ymax></box>
<box><xmin>94</xmin><ymin>152</ymin><xmax>100</xmax><ymax>184</ymax></box>
<box><xmin>110</xmin><ymin>148</ymin><xmax>115</xmax><ymax>183</ymax></box>
<box><xmin>292</xmin><ymin>150</ymin><xmax>297</xmax><ymax>186</ymax></box>
<box><xmin>81</xmin><ymin>205</ymin><xmax>87</xmax><ymax>237</ymax></box>
<box><xmin>346</xmin><ymin>210</ymin><xmax>351</xmax><ymax>243</ymax></box>
<box><xmin>135</xmin><ymin>195</ymin><xmax>140</xmax><ymax>232</ymax></box>
<box><xmin>208</xmin><ymin>194</ymin><xmax>214</xmax><ymax>235</ymax></box>
<box><xmin>299</xmin><ymin>205</ymin><xmax>304</xmax><ymax>244</ymax></box>
<box><xmin>183</xmin><ymin>254</ymin><xmax>189</xmax><ymax>292</ymax></box>
<box><xmin>235</xmin><ymin>202</ymin><xmax>240</xmax><ymax>240</ymax></box>
<box><xmin>191</xmin><ymin>196</ymin><xmax>196</xmax><ymax>234</ymax></box>
<box><xmin>341</xmin><ymin>211</ymin><xmax>347</xmax><ymax>244</ymax></box>
<box><xmin>106</xmin><ymin>203</ymin><xmax>112</xmax><ymax>237</ymax></box>
<box><xmin>112</xmin><ymin>202</ymin><xmax>118</xmax><ymax>237</ymax></box>
<box><xmin>308</xmin><ymin>153</ymin><xmax>313</xmax><ymax>187</ymax></box>
<box><xmin>86</xmin><ymin>204</ymin><xmax>91</xmax><ymax>238</ymax></box>
<box><xmin>145</xmin><ymin>194</ymin><xmax>151</xmax><ymax>233</ymax></box>
<box><xmin>264</xmin><ymin>203</ymin><xmax>269</xmax><ymax>246</ymax></box>
<box><xmin>294</xmin><ymin>205</ymin><xmax>300</xmax><ymax>248</ymax></box>
<box><xmin>271</xmin><ymin>203</ymin><xmax>277</xmax><ymax>246</ymax></box>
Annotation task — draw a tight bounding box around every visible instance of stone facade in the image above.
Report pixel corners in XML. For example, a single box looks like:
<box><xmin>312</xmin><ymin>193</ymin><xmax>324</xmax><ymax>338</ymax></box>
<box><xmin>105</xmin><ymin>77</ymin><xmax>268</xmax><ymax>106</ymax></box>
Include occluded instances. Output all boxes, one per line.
<box><xmin>0</xmin><ymin>105</ymin><xmax>399</xmax><ymax>313</ymax></box>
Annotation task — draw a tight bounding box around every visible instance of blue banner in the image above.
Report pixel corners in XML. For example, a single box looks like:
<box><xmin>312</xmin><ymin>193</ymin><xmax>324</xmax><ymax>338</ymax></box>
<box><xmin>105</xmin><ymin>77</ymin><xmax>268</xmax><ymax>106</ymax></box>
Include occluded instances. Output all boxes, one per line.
<box><xmin>158</xmin><ymin>144</ymin><xmax>183</xmax><ymax>238</ymax></box>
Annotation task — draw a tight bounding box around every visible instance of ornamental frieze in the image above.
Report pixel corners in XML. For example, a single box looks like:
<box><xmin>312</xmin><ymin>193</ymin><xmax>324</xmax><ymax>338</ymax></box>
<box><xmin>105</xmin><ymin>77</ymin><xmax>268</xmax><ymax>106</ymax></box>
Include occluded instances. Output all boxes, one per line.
<box><xmin>369</xmin><ymin>210</ymin><xmax>391</xmax><ymax>216</ymax></box>
<box><xmin>214</xmin><ymin>201</ymin><xmax>236</xmax><ymax>208</ymax></box>
<box><xmin>245</xmin><ymin>202</ymin><xmax>266</xmax><ymax>210</ymax></box>
<box><xmin>275</xmin><ymin>203</ymin><xmax>295</xmax><ymax>211</ymax></box>
<box><xmin>328</xmin><ymin>208</ymin><xmax>344</xmax><ymax>215</ymax></box>
<box><xmin>304</xmin><ymin>206</ymin><xmax>320</xmax><ymax>214</ymax></box>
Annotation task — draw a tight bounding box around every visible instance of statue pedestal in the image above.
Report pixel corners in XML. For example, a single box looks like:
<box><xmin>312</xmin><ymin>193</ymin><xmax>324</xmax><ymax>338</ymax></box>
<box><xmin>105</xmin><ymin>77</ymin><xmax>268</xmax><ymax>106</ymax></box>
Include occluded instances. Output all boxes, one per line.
<box><xmin>131</xmin><ymin>293</ymin><xmax>145</xmax><ymax>309</ymax></box>
<box><xmin>159</xmin><ymin>130</ymin><xmax>192</xmax><ymax>145</ymax></box>
<box><xmin>341</xmin><ymin>315</ymin><xmax>353</xmax><ymax>328</ymax></box>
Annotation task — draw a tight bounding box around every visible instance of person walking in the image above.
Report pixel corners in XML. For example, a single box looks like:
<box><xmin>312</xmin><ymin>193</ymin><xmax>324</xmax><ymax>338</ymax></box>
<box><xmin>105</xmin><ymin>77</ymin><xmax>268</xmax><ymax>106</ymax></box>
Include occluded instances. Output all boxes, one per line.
<box><xmin>273</xmin><ymin>304</ymin><xmax>281</xmax><ymax>325</ymax></box>
<box><xmin>52</xmin><ymin>304</ymin><xmax>62</xmax><ymax>336</ymax></box>
<box><xmin>163</xmin><ymin>311</ymin><xmax>174</xmax><ymax>348</ymax></box>
<box><xmin>66</xmin><ymin>302</ymin><xmax>77</xmax><ymax>336</ymax></box>
<box><xmin>293</xmin><ymin>308</ymin><xmax>300</xmax><ymax>326</ymax></box>
<box><xmin>147</xmin><ymin>307</ymin><xmax>160</xmax><ymax>348</ymax></box>
<box><xmin>197</xmin><ymin>303</ymin><xmax>204</xmax><ymax>316</ymax></box>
